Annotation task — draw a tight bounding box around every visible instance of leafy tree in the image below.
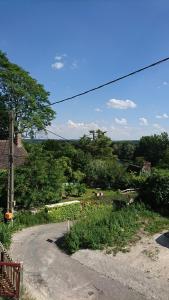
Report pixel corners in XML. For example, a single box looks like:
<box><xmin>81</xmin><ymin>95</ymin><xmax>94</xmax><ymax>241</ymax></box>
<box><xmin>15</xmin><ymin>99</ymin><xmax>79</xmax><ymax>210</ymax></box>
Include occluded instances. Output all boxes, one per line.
<box><xmin>140</xmin><ymin>169</ymin><xmax>169</xmax><ymax>213</ymax></box>
<box><xmin>0</xmin><ymin>103</ymin><xmax>8</xmax><ymax>138</ymax></box>
<box><xmin>136</xmin><ymin>132</ymin><xmax>169</xmax><ymax>165</ymax></box>
<box><xmin>158</xmin><ymin>146</ymin><xmax>169</xmax><ymax>168</ymax></box>
<box><xmin>64</xmin><ymin>183</ymin><xmax>86</xmax><ymax>197</ymax></box>
<box><xmin>113</xmin><ymin>142</ymin><xmax>136</xmax><ymax>161</ymax></box>
<box><xmin>43</xmin><ymin>140</ymin><xmax>77</xmax><ymax>159</ymax></box>
<box><xmin>56</xmin><ymin>156</ymin><xmax>73</xmax><ymax>180</ymax></box>
<box><xmin>0</xmin><ymin>170</ymin><xmax>7</xmax><ymax>208</ymax></box>
<box><xmin>78</xmin><ymin>130</ymin><xmax>113</xmax><ymax>158</ymax></box>
<box><xmin>85</xmin><ymin>158</ymin><xmax>126</xmax><ymax>189</ymax></box>
<box><xmin>14</xmin><ymin>145</ymin><xmax>64</xmax><ymax>208</ymax></box>
<box><xmin>72</xmin><ymin>149</ymin><xmax>92</xmax><ymax>172</ymax></box>
<box><xmin>0</xmin><ymin>51</ymin><xmax>55</xmax><ymax>137</ymax></box>
<box><xmin>72</xmin><ymin>170</ymin><xmax>85</xmax><ymax>183</ymax></box>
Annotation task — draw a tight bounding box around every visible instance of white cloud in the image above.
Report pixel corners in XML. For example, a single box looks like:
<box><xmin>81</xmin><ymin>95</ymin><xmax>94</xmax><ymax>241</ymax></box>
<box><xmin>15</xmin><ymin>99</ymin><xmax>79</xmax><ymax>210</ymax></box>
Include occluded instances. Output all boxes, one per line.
<box><xmin>153</xmin><ymin>123</ymin><xmax>160</xmax><ymax>129</ymax></box>
<box><xmin>38</xmin><ymin>119</ymin><xmax>168</xmax><ymax>141</ymax></box>
<box><xmin>139</xmin><ymin>117</ymin><xmax>148</xmax><ymax>126</ymax></box>
<box><xmin>153</xmin><ymin>123</ymin><xmax>164</xmax><ymax>131</ymax></box>
<box><xmin>55</xmin><ymin>56</ymin><xmax>62</xmax><ymax>60</ymax></box>
<box><xmin>55</xmin><ymin>53</ymin><xmax>67</xmax><ymax>60</ymax></box>
<box><xmin>51</xmin><ymin>62</ymin><xmax>64</xmax><ymax>70</ymax></box>
<box><xmin>95</xmin><ymin>108</ymin><xmax>102</xmax><ymax>112</ymax></box>
<box><xmin>115</xmin><ymin>118</ymin><xmax>127</xmax><ymax>125</ymax></box>
<box><xmin>156</xmin><ymin>113</ymin><xmax>169</xmax><ymax>119</ymax></box>
<box><xmin>67</xmin><ymin>120</ymin><xmax>85</xmax><ymax>129</ymax></box>
<box><xmin>52</xmin><ymin>53</ymin><xmax>67</xmax><ymax>70</ymax></box>
<box><xmin>67</xmin><ymin>120</ymin><xmax>101</xmax><ymax>130</ymax></box>
<box><xmin>163</xmin><ymin>81</ymin><xmax>168</xmax><ymax>86</ymax></box>
<box><xmin>107</xmin><ymin>99</ymin><xmax>136</xmax><ymax>109</ymax></box>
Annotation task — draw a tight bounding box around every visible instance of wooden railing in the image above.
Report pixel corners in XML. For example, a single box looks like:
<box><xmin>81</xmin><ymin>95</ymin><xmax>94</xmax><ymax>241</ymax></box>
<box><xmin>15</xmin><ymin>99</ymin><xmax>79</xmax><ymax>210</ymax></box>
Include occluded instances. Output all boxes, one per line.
<box><xmin>0</xmin><ymin>241</ymin><xmax>22</xmax><ymax>299</ymax></box>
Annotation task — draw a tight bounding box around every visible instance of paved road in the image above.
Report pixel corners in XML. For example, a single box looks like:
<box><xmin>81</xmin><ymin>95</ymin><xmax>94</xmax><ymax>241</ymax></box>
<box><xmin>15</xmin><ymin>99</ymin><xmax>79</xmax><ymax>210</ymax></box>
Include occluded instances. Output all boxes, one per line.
<box><xmin>10</xmin><ymin>223</ymin><xmax>147</xmax><ymax>300</ymax></box>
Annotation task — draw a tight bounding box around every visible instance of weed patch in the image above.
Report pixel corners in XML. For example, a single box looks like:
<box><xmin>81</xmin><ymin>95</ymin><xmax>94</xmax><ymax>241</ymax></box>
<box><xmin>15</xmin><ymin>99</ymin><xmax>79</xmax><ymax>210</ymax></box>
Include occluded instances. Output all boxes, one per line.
<box><xmin>64</xmin><ymin>203</ymin><xmax>169</xmax><ymax>254</ymax></box>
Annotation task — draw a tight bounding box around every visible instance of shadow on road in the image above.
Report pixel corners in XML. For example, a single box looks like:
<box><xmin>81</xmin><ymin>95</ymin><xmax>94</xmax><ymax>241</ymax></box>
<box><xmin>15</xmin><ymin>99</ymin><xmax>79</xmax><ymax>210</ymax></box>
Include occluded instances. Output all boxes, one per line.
<box><xmin>46</xmin><ymin>235</ymin><xmax>70</xmax><ymax>254</ymax></box>
<box><xmin>55</xmin><ymin>235</ymin><xmax>70</xmax><ymax>254</ymax></box>
<box><xmin>156</xmin><ymin>232</ymin><xmax>169</xmax><ymax>249</ymax></box>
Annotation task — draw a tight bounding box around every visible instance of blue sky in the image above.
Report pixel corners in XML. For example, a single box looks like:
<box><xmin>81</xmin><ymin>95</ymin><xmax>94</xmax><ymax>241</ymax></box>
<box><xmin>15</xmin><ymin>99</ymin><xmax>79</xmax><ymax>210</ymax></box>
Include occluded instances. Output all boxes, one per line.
<box><xmin>1</xmin><ymin>0</ymin><xmax>169</xmax><ymax>140</ymax></box>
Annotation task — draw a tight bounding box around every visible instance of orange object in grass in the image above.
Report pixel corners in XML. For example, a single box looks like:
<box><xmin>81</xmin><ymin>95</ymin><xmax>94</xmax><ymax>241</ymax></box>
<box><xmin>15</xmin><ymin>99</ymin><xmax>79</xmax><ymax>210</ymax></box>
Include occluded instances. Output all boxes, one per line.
<box><xmin>5</xmin><ymin>212</ymin><xmax>13</xmax><ymax>220</ymax></box>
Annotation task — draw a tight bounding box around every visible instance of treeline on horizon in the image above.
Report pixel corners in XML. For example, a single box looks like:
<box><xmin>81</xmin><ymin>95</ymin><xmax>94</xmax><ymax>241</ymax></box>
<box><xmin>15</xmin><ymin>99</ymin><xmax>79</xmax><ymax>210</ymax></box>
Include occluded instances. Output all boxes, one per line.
<box><xmin>1</xmin><ymin>130</ymin><xmax>169</xmax><ymax>211</ymax></box>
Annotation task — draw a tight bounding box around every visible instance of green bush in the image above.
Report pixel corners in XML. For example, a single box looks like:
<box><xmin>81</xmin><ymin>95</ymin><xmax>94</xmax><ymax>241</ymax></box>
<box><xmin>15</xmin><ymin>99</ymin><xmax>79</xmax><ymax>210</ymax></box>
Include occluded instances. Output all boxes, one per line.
<box><xmin>125</xmin><ymin>172</ymin><xmax>148</xmax><ymax>189</ymax></box>
<box><xmin>140</xmin><ymin>169</ymin><xmax>169</xmax><ymax>212</ymax></box>
<box><xmin>0</xmin><ymin>145</ymin><xmax>65</xmax><ymax>210</ymax></box>
<box><xmin>85</xmin><ymin>158</ymin><xmax>127</xmax><ymax>189</ymax></box>
<box><xmin>48</xmin><ymin>203</ymin><xmax>81</xmax><ymax>222</ymax></box>
<box><xmin>14</xmin><ymin>209</ymin><xmax>52</xmax><ymax>227</ymax></box>
<box><xmin>64</xmin><ymin>183</ymin><xmax>86</xmax><ymax>197</ymax></box>
<box><xmin>0</xmin><ymin>170</ymin><xmax>7</xmax><ymax>208</ymax></box>
<box><xmin>64</xmin><ymin>204</ymin><xmax>141</xmax><ymax>253</ymax></box>
<box><xmin>0</xmin><ymin>204</ymin><xmax>82</xmax><ymax>248</ymax></box>
<box><xmin>0</xmin><ymin>223</ymin><xmax>13</xmax><ymax>248</ymax></box>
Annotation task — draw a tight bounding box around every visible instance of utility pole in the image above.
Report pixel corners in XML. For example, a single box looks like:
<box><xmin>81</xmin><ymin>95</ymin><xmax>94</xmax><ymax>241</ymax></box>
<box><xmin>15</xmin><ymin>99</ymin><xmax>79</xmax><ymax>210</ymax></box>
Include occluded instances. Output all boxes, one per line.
<box><xmin>6</xmin><ymin>111</ymin><xmax>14</xmax><ymax>222</ymax></box>
<box><xmin>89</xmin><ymin>130</ymin><xmax>96</xmax><ymax>140</ymax></box>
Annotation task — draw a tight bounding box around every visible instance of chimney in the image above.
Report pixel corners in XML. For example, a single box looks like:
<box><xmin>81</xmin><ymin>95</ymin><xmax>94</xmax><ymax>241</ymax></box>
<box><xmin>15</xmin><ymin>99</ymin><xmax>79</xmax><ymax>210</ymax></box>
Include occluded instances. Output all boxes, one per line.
<box><xmin>14</xmin><ymin>133</ymin><xmax>22</xmax><ymax>148</ymax></box>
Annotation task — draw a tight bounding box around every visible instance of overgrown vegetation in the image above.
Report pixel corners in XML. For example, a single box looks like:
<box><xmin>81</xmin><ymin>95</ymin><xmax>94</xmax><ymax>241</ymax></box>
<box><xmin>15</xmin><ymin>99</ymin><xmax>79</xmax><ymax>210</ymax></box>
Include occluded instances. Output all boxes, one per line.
<box><xmin>64</xmin><ymin>203</ymin><xmax>169</xmax><ymax>254</ymax></box>
<box><xmin>140</xmin><ymin>168</ymin><xmax>169</xmax><ymax>213</ymax></box>
<box><xmin>1</xmin><ymin>130</ymin><xmax>169</xmax><ymax>209</ymax></box>
<box><xmin>48</xmin><ymin>203</ymin><xmax>81</xmax><ymax>222</ymax></box>
<box><xmin>0</xmin><ymin>126</ymin><xmax>169</xmax><ymax>255</ymax></box>
<box><xmin>0</xmin><ymin>203</ymin><xmax>82</xmax><ymax>247</ymax></box>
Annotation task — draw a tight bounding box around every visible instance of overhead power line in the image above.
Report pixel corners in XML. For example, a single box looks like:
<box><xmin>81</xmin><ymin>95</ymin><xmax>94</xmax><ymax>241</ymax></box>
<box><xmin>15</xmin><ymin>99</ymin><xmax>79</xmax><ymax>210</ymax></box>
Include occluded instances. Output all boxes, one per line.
<box><xmin>47</xmin><ymin>56</ymin><xmax>169</xmax><ymax>106</ymax></box>
<box><xmin>45</xmin><ymin>129</ymin><xmax>69</xmax><ymax>141</ymax></box>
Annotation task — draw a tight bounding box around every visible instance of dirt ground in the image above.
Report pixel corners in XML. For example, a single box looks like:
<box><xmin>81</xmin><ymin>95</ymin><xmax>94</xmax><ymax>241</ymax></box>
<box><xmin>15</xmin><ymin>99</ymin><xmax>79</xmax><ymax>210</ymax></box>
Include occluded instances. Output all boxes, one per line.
<box><xmin>73</xmin><ymin>231</ymin><xmax>169</xmax><ymax>300</ymax></box>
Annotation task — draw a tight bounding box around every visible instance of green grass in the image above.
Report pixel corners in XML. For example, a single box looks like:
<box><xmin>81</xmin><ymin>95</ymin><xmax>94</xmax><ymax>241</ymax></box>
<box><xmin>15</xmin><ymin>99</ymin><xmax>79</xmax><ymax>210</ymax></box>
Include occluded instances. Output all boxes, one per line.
<box><xmin>64</xmin><ymin>203</ymin><xmax>169</xmax><ymax>254</ymax></box>
<box><xmin>66</xmin><ymin>188</ymin><xmax>138</xmax><ymax>208</ymax></box>
<box><xmin>48</xmin><ymin>203</ymin><xmax>81</xmax><ymax>222</ymax></box>
<box><xmin>1</xmin><ymin>193</ymin><xmax>169</xmax><ymax>254</ymax></box>
<box><xmin>0</xmin><ymin>203</ymin><xmax>82</xmax><ymax>248</ymax></box>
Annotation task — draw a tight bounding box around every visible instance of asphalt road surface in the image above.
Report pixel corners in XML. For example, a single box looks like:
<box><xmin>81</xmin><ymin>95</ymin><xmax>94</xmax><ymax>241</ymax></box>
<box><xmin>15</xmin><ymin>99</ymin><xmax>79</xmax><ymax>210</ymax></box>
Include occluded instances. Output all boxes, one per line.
<box><xmin>10</xmin><ymin>223</ymin><xmax>147</xmax><ymax>300</ymax></box>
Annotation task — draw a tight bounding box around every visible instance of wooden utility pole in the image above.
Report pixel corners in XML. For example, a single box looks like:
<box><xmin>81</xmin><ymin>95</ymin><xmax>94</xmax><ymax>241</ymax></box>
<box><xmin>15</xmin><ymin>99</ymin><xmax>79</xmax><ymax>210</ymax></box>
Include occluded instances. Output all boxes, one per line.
<box><xmin>6</xmin><ymin>111</ymin><xmax>14</xmax><ymax>221</ymax></box>
<box><xmin>89</xmin><ymin>130</ymin><xmax>96</xmax><ymax>140</ymax></box>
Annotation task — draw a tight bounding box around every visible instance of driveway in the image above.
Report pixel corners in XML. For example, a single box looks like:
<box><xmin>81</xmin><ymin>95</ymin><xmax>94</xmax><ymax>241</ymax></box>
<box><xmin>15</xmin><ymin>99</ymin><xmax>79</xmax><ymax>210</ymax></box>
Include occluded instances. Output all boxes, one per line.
<box><xmin>10</xmin><ymin>222</ymin><xmax>147</xmax><ymax>300</ymax></box>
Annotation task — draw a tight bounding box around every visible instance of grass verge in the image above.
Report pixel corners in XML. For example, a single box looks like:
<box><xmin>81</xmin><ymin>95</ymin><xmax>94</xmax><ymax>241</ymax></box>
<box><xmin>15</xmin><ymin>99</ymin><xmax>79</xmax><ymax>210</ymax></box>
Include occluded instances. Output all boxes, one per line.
<box><xmin>64</xmin><ymin>203</ymin><xmax>169</xmax><ymax>254</ymax></box>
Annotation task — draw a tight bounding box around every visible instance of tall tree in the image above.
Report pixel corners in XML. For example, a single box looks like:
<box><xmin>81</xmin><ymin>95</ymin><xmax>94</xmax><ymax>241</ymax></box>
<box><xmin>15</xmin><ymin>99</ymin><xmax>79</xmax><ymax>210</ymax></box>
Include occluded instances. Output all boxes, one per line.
<box><xmin>78</xmin><ymin>130</ymin><xmax>113</xmax><ymax>158</ymax></box>
<box><xmin>0</xmin><ymin>51</ymin><xmax>55</xmax><ymax>137</ymax></box>
<box><xmin>136</xmin><ymin>132</ymin><xmax>169</xmax><ymax>165</ymax></box>
<box><xmin>0</xmin><ymin>102</ymin><xmax>8</xmax><ymax>138</ymax></box>
<box><xmin>113</xmin><ymin>142</ymin><xmax>136</xmax><ymax>161</ymax></box>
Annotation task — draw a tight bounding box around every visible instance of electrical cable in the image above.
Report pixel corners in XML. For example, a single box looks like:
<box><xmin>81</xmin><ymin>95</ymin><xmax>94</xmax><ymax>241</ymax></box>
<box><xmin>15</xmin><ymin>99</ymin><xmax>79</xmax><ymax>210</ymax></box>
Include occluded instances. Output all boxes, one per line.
<box><xmin>45</xmin><ymin>129</ymin><xmax>69</xmax><ymax>141</ymax></box>
<box><xmin>46</xmin><ymin>56</ymin><xmax>169</xmax><ymax>106</ymax></box>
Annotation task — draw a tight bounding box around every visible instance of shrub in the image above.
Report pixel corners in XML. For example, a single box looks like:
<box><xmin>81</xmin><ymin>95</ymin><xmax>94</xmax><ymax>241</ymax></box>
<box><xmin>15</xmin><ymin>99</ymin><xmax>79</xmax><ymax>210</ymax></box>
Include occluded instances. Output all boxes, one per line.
<box><xmin>64</xmin><ymin>183</ymin><xmax>86</xmax><ymax>197</ymax></box>
<box><xmin>85</xmin><ymin>159</ymin><xmax>127</xmax><ymax>189</ymax></box>
<box><xmin>14</xmin><ymin>209</ymin><xmax>52</xmax><ymax>227</ymax></box>
<box><xmin>140</xmin><ymin>169</ymin><xmax>169</xmax><ymax>212</ymax></box>
<box><xmin>14</xmin><ymin>149</ymin><xmax>65</xmax><ymax>208</ymax></box>
<box><xmin>0</xmin><ymin>223</ymin><xmax>13</xmax><ymax>248</ymax></box>
<box><xmin>48</xmin><ymin>203</ymin><xmax>81</xmax><ymax>222</ymax></box>
<box><xmin>0</xmin><ymin>204</ymin><xmax>82</xmax><ymax>248</ymax></box>
<box><xmin>0</xmin><ymin>170</ymin><xmax>7</xmax><ymax>208</ymax></box>
<box><xmin>76</xmin><ymin>183</ymin><xmax>86</xmax><ymax>196</ymax></box>
<box><xmin>0</xmin><ymin>145</ymin><xmax>65</xmax><ymax>210</ymax></box>
<box><xmin>124</xmin><ymin>172</ymin><xmax>148</xmax><ymax>189</ymax></box>
<box><xmin>64</xmin><ymin>204</ymin><xmax>141</xmax><ymax>253</ymax></box>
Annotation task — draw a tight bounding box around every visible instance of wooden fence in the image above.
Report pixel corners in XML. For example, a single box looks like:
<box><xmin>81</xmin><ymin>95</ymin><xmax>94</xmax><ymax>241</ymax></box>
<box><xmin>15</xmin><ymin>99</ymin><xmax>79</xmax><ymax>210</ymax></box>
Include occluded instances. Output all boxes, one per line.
<box><xmin>0</xmin><ymin>241</ymin><xmax>22</xmax><ymax>299</ymax></box>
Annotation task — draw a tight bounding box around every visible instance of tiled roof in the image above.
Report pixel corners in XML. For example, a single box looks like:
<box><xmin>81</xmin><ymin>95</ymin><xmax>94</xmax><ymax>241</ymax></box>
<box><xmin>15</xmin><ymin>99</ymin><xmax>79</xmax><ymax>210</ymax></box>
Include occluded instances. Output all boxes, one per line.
<box><xmin>0</xmin><ymin>140</ymin><xmax>28</xmax><ymax>169</ymax></box>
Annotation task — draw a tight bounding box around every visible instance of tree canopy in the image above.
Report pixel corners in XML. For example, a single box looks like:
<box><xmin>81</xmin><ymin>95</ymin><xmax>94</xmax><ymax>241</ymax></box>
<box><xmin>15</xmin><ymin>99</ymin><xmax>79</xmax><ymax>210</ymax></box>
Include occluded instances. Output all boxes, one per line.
<box><xmin>136</xmin><ymin>132</ymin><xmax>169</xmax><ymax>166</ymax></box>
<box><xmin>0</xmin><ymin>51</ymin><xmax>55</xmax><ymax>137</ymax></box>
<box><xmin>78</xmin><ymin>130</ymin><xmax>113</xmax><ymax>158</ymax></box>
